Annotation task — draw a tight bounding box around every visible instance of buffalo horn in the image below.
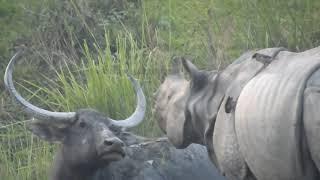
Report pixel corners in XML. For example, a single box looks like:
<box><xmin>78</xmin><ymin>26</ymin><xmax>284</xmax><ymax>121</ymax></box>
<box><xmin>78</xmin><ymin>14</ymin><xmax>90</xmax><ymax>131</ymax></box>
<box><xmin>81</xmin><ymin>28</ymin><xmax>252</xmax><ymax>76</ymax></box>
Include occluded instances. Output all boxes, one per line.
<box><xmin>109</xmin><ymin>74</ymin><xmax>146</xmax><ymax>128</ymax></box>
<box><xmin>4</xmin><ymin>51</ymin><xmax>76</xmax><ymax>124</ymax></box>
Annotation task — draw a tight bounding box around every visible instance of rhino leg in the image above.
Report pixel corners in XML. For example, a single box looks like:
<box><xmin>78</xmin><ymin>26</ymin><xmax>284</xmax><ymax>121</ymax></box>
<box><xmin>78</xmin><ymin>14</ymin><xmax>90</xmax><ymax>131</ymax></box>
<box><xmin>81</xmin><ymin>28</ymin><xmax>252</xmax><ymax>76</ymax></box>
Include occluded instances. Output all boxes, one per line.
<box><xmin>304</xmin><ymin>68</ymin><xmax>320</xmax><ymax>177</ymax></box>
<box><xmin>212</xmin><ymin>97</ymin><xmax>256</xmax><ymax>180</ymax></box>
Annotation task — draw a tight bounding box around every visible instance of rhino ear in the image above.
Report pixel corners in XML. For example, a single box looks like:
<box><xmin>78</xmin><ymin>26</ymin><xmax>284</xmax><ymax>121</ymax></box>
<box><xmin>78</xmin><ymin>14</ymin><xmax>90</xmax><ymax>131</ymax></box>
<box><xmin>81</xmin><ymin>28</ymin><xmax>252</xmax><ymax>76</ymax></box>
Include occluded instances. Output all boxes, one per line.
<box><xmin>27</xmin><ymin>119</ymin><xmax>69</xmax><ymax>143</ymax></box>
<box><xmin>182</xmin><ymin>58</ymin><xmax>211</xmax><ymax>91</ymax></box>
<box><xmin>181</xmin><ymin>58</ymin><xmax>201</xmax><ymax>80</ymax></box>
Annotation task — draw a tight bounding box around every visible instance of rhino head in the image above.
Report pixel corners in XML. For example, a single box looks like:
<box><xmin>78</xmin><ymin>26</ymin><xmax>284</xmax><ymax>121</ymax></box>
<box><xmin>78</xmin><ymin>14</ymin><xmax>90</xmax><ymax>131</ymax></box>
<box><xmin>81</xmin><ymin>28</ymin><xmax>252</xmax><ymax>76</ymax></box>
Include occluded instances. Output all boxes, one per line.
<box><xmin>154</xmin><ymin>58</ymin><xmax>220</xmax><ymax>148</ymax></box>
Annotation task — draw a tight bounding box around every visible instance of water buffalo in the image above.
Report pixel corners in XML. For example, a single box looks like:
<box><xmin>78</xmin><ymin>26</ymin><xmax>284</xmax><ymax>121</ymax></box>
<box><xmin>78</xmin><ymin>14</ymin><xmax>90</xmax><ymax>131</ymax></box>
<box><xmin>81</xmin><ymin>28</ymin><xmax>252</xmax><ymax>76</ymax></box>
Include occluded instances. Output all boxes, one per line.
<box><xmin>155</xmin><ymin>47</ymin><xmax>320</xmax><ymax>180</ymax></box>
<box><xmin>4</xmin><ymin>51</ymin><xmax>146</xmax><ymax>180</ymax></box>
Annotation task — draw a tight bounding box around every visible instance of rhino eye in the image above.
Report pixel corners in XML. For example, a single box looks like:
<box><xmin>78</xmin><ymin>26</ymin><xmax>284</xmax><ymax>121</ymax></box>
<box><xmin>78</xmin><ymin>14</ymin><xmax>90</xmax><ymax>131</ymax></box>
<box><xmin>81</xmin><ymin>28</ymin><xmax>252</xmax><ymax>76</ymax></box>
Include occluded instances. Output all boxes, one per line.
<box><xmin>79</xmin><ymin>121</ymin><xmax>86</xmax><ymax>128</ymax></box>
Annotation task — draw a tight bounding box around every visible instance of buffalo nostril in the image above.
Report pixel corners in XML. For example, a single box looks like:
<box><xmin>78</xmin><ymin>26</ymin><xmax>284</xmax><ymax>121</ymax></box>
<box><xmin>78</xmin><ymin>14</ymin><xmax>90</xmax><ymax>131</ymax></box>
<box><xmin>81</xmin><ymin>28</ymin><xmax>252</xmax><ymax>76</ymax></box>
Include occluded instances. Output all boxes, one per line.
<box><xmin>103</xmin><ymin>137</ymin><xmax>125</xmax><ymax>147</ymax></box>
<box><xmin>118</xmin><ymin>141</ymin><xmax>125</xmax><ymax>147</ymax></box>
<box><xmin>104</xmin><ymin>140</ymin><xmax>114</xmax><ymax>146</ymax></box>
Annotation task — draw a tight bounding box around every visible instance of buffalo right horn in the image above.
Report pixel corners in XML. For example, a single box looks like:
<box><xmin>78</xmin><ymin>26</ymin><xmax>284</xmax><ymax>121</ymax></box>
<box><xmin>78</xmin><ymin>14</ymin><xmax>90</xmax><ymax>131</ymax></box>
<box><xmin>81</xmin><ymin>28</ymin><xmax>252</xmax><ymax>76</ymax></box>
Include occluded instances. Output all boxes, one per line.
<box><xmin>4</xmin><ymin>50</ymin><xmax>76</xmax><ymax>124</ymax></box>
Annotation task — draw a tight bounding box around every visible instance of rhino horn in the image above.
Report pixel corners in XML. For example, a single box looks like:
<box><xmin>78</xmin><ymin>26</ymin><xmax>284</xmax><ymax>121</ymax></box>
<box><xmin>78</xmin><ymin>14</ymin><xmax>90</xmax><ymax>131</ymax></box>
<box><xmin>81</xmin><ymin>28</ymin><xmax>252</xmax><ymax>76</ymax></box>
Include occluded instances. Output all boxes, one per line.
<box><xmin>181</xmin><ymin>58</ymin><xmax>201</xmax><ymax>80</ymax></box>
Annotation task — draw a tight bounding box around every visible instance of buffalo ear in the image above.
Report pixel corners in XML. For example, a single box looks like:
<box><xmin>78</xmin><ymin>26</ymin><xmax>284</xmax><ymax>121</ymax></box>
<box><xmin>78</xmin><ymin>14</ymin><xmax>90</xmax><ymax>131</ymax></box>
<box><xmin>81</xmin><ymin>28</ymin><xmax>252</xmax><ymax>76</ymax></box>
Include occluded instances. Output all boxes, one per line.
<box><xmin>27</xmin><ymin>119</ymin><xmax>69</xmax><ymax>143</ymax></box>
<box><xmin>181</xmin><ymin>58</ymin><xmax>201</xmax><ymax>79</ymax></box>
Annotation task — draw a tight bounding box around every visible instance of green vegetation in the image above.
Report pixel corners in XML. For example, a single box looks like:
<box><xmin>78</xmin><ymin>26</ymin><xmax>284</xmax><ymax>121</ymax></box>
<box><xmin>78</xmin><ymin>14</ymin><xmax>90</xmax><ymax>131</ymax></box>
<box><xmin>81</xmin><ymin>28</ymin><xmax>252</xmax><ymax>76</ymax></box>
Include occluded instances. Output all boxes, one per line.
<box><xmin>30</xmin><ymin>33</ymin><xmax>165</xmax><ymax>136</ymax></box>
<box><xmin>1</xmin><ymin>0</ymin><xmax>320</xmax><ymax>179</ymax></box>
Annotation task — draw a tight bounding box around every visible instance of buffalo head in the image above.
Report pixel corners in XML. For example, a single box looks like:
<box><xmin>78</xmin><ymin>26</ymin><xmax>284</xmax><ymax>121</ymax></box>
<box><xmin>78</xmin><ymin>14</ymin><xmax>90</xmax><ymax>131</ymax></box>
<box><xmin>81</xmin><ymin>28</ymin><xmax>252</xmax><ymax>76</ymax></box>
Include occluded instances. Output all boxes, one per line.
<box><xmin>4</xmin><ymin>51</ymin><xmax>146</xmax><ymax>179</ymax></box>
<box><xmin>155</xmin><ymin>58</ymin><xmax>219</xmax><ymax>148</ymax></box>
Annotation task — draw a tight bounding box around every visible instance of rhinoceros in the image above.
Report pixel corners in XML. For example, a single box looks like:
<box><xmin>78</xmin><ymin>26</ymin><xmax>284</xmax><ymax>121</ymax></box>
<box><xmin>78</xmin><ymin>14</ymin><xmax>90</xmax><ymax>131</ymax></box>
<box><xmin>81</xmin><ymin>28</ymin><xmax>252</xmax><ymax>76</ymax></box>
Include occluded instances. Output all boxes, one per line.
<box><xmin>155</xmin><ymin>47</ymin><xmax>320</xmax><ymax>180</ymax></box>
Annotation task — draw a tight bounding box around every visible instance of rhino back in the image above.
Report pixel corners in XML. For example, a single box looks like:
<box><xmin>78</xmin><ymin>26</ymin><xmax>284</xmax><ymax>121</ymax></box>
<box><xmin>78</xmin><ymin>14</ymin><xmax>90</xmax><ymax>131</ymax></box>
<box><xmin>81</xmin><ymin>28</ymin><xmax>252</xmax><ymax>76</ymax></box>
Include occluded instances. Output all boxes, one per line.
<box><xmin>236</xmin><ymin>47</ymin><xmax>320</xmax><ymax>180</ymax></box>
<box><xmin>211</xmin><ymin>48</ymin><xmax>285</xmax><ymax>179</ymax></box>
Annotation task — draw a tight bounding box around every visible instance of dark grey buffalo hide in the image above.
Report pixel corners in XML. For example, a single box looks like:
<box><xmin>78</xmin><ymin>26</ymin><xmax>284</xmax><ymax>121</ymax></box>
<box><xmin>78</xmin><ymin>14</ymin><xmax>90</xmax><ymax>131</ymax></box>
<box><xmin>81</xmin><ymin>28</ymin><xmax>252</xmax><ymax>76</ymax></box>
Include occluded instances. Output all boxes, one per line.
<box><xmin>94</xmin><ymin>138</ymin><xmax>225</xmax><ymax>180</ymax></box>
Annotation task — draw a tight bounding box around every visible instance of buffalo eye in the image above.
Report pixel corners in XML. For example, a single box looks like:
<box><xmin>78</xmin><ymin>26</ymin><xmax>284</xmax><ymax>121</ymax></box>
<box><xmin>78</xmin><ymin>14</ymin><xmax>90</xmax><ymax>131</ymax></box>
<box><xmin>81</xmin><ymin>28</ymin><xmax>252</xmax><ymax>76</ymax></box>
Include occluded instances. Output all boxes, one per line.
<box><xmin>79</xmin><ymin>121</ymin><xmax>86</xmax><ymax>128</ymax></box>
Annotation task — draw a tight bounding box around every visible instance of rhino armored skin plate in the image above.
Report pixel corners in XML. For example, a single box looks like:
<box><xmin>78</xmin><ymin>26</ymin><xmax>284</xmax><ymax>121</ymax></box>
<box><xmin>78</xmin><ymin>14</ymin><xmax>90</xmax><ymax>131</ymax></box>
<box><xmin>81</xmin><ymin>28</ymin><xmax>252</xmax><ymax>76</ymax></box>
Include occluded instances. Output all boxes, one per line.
<box><xmin>155</xmin><ymin>46</ymin><xmax>320</xmax><ymax>180</ymax></box>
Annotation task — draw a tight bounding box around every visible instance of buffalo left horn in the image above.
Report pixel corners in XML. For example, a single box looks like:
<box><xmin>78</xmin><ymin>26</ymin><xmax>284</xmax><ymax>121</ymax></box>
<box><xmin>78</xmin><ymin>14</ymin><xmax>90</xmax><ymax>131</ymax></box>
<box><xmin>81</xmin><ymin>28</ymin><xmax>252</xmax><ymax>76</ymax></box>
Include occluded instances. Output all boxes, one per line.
<box><xmin>109</xmin><ymin>74</ymin><xmax>146</xmax><ymax>128</ymax></box>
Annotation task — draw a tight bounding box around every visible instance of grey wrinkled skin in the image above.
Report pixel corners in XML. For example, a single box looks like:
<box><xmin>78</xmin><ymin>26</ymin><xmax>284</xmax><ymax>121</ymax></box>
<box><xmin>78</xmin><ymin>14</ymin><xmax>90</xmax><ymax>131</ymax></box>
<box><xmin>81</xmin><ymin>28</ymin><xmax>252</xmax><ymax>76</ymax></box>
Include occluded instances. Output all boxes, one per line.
<box><xmin>155</xmin><ymin>54</ymin><xmax>257</xmax><ymax>180</ymax></box>
<box><xmin>155</xmin><ymin>47</ymin><xmax>320</xmax><ymax>180</ymax></box>
<box><xmin>94</xmin><ymin>139</ymin><xmax>225</xmax><ymax>180</ymax></box>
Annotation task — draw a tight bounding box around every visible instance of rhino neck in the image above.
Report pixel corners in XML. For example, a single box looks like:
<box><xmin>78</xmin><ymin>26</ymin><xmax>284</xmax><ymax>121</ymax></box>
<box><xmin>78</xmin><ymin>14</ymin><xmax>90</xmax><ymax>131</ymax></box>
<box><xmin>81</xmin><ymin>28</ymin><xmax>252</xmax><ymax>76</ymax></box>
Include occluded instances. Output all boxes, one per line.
<box><xmin>50</xmin><ymin>149</ymin><xmax>96</xmax><ymax>180</ymax></box>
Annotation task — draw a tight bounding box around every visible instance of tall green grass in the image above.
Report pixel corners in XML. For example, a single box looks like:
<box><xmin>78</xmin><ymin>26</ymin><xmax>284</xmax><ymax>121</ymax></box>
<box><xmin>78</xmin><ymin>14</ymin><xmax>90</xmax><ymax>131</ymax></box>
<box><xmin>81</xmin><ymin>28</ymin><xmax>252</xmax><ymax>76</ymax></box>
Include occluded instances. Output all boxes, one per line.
<box><xmin>0</xmin><ymin>122</ymin><xmax>54</xmax><ymax>180</ymax></box>
<box><xmin>31</xmin><ymin>33</ymin><xmax>167</xmax><ymax>136</ymax></box>
<box><xmin>144</xmin><ymin>0</ymin><xmax>320</xmax><ymax>66</ymax></box>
